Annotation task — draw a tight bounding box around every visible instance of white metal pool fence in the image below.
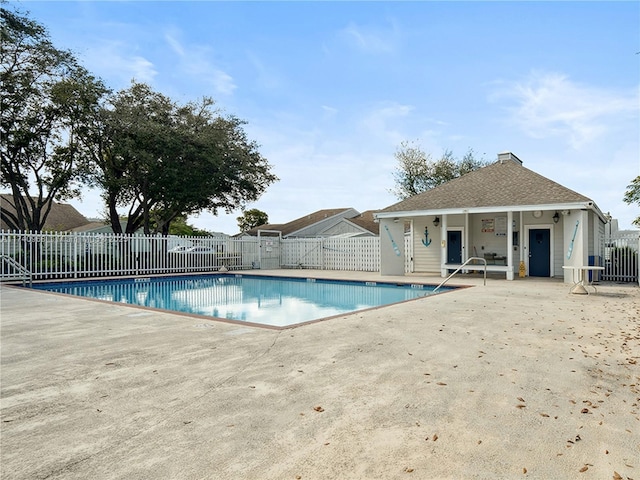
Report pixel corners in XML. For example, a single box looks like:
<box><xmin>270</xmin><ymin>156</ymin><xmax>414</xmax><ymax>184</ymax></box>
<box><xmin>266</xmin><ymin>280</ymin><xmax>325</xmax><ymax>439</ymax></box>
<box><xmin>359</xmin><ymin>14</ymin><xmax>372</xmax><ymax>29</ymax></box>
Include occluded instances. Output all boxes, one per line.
<box><xmin>1</xmin><ymin>230</ymin><xmax>637</xmax><ymax>283</ymax></box>
<box><xmin>0</xmin><ymin>230</ymin><xmax>410</xmax><ymax>280</ymax></box>
<box><xmin>599</xmin><ymin>232</ymin><xmax>640</xmax><ymax>283</ymax></box>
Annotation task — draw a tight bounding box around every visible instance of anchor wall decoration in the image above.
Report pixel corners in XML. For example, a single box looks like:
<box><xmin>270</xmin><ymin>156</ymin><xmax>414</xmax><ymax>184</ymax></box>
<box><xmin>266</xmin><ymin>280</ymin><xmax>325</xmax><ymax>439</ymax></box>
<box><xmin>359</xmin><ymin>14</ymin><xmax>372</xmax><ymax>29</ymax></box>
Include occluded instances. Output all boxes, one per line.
<box><xmin>421</xmin><ymin>226</ymin><xmax>432</xmax><ymax>247</ymax></box>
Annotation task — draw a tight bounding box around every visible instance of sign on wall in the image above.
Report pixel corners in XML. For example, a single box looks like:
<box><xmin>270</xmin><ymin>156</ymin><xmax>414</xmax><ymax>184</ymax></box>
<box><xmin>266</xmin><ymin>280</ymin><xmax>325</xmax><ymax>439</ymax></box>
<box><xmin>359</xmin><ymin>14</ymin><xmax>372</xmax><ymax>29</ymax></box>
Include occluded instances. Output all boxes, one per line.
<box><xmin>481</xmin><ymin>218</ymin><xmax>494</xmax><ymax>233</ymax></box>
<box><xmin>495</xmin><ymin>216</ymin><xmax>507</xmax><ymax>236</ymax></box>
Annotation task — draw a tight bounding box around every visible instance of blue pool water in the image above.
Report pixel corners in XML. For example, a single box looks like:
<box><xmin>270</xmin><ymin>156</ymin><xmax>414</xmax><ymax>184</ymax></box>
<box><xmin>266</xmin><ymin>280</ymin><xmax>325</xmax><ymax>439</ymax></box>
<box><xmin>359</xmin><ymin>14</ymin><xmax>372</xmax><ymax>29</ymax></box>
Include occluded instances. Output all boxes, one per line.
<box><xmin>30</xmin><ymin>274</ymin><xmax>453</xmax><ymax>328</ymax></box>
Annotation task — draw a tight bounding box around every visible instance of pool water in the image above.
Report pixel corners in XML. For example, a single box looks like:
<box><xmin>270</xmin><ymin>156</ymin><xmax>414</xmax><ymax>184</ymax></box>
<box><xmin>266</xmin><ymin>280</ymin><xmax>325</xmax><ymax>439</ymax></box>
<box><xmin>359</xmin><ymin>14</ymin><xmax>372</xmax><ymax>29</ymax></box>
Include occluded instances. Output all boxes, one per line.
<box><xmin>30</xmin><ymin>274</ymin><xmax>453</xmax><ymax>328</ymax></box>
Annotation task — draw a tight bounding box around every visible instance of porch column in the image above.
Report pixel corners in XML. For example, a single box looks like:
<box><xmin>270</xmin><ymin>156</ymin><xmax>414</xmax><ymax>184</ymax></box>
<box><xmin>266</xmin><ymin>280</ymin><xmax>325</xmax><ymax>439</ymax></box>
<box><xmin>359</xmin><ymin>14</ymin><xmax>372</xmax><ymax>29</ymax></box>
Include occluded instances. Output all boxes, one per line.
<box><xmin>440</xmin><ymin>214</ymin><xmax>448</xmax><ymax>277</ymax></box>
<box><xmin>507</xmin><ymin>211</ymin><xmax>514</xmax><ymax>280</ymax></box>
<box><xmin>464</xmin><ymin>212</ymin><xmax>470</xmax><ymax>263</ymax></box>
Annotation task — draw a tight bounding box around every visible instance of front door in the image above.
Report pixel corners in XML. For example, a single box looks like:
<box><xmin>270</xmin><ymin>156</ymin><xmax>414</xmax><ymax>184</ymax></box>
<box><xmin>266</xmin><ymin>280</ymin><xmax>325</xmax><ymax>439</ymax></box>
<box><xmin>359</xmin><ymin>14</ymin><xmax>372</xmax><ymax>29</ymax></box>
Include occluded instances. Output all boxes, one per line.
<box><xmin>529</xmin><ymin>228</ymin><xmax>550</xmax><ymax>277</ymax></box>
<box><xmin>447</xmin><ymin>230</ymin><xmax>462</xmax><ymax>269</ymax></box>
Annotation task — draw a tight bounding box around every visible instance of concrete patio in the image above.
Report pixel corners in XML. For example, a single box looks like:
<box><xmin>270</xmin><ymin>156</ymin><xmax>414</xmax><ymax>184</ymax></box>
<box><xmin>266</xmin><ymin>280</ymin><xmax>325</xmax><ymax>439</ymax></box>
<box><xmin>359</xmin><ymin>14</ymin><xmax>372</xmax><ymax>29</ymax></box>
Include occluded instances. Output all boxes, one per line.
<box><xmin>1</xmin><ymin>271</ymin><xmax>638</xmax><ymax>479</ymax></box>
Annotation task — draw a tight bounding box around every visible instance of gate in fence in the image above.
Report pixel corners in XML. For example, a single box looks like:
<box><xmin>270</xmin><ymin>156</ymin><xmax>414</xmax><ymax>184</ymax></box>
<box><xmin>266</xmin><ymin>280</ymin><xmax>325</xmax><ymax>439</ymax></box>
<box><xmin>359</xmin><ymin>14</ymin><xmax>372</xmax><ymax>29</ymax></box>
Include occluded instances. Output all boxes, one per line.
<box><xmin>599</xmin><ymin>232</ymin><xmax>639</xmax><ymax>283</ymax></box>
<box><xmin>256</xmin><ymin>230</ymin><xmax>282</xmax><ymax>270</ymax></box>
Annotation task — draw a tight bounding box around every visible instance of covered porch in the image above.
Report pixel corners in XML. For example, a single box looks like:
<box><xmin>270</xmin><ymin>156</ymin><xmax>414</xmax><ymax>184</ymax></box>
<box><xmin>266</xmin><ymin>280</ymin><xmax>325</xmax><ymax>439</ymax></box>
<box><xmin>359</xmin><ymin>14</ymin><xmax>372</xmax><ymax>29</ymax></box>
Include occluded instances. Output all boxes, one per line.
<box><xmin>378</xmin><ymin>206</ymin><xmax>595</xmax><ymax>282</ymax></box>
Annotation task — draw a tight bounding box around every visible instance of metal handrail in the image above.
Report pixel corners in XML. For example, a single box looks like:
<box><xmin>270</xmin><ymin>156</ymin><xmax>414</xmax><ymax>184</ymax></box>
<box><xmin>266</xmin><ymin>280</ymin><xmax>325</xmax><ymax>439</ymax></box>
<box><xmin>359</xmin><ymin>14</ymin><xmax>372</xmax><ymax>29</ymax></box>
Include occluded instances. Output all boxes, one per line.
<box><xmin>1</xmin><ymin>255</ymin><xmax>32</xmax><ymax>287</ymax></box>
<box><xmin>433</xmin><ymin>256</ymin><xmax>487</xmax><ymax>292</ymax></box>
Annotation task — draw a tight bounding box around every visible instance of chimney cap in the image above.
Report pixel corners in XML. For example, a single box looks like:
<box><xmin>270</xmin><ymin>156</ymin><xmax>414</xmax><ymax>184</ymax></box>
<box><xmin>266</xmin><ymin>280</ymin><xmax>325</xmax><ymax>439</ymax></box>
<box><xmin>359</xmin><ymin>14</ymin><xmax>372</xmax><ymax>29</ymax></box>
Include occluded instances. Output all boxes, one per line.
<box><xmin>497</xmin><ymin>151</ymin><xmax>523</xmax><ymax>165</ymax></box>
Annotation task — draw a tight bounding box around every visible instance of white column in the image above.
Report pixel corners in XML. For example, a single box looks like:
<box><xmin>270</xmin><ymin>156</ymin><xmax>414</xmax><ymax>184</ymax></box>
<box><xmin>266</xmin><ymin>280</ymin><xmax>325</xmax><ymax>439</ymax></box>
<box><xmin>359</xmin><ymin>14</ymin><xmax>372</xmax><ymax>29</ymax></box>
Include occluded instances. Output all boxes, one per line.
<box><xmin>506</xmin><ymin>211</ymin><xmax>514</xmax><ymax>280</ymax></box>
<box><xmin>440</xmin><ymin>215</ymin><xmax>448</xmax><ymax>277</ymax></box>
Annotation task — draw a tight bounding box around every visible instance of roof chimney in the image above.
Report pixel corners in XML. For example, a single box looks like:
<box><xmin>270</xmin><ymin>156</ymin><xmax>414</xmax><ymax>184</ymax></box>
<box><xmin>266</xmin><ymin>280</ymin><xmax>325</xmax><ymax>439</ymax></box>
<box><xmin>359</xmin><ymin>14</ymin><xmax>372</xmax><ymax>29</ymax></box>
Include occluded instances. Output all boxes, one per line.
<box><xmin>497</xmin><ymin>151</ymin><xmax>523</xmax><ymax>165</ymax></box>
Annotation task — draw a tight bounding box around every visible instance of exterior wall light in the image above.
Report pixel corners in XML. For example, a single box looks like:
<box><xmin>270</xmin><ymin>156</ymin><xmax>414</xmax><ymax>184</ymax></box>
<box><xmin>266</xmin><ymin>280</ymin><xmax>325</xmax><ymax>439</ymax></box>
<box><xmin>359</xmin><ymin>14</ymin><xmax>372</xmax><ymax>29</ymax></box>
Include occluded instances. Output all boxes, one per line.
<box><xmin>433</xmin><ymin>217</ymin><xmax>440</xmax><ymax>227</ymax></box>
<box><xmin>553</xmin><ymin>212</ymin><xmax>560</xmax><ymax>223</ymax></box>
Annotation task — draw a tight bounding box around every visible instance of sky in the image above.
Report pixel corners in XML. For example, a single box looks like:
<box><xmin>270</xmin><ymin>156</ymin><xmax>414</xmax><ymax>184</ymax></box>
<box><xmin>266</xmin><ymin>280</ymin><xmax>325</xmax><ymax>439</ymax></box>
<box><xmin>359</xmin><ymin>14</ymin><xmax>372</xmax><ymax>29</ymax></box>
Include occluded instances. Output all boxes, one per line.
<box><xmin>10</xmin><ymin>0</ymin><xmax>640</xmax><ymax>234</ymax></box>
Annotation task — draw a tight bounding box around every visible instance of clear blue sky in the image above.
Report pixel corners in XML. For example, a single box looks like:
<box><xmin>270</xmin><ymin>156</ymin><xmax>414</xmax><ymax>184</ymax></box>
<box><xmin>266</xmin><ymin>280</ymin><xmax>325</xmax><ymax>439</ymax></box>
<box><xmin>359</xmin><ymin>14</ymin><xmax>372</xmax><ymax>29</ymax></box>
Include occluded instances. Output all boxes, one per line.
<box><xmin>14</xmin><ymin>1</ymin><xmax>640</xmax><ymax>233</ymax></box>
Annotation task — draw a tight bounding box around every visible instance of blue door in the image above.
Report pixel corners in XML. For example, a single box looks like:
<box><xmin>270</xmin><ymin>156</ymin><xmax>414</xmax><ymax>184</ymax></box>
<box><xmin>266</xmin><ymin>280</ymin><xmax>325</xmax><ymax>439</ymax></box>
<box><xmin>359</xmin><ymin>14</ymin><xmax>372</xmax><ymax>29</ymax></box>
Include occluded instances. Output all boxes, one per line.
<box><xmin>529</xmin><ymin>229</ymin><xmax>550</xmax><ymax>277</ymax></box>
<box><xmin>447</xmin><ymin>230</ymin><xmax>462</xmax><ymax>265</ymax></box>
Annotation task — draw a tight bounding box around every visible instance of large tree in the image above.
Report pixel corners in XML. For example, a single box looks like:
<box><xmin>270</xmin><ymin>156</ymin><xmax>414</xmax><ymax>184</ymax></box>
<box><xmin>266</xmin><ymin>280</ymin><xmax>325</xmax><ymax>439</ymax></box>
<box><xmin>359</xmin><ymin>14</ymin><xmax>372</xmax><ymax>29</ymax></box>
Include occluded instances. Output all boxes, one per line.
<box><xmin>390</xmin><ymin>141</ymin><xmax>488</xmax><ymax>200</ymax></box>
<box><xmin>89</xmin><ymin>82</ymin><xmax>278</xmax><ymax>235</ymax></box>
<box><xmin>623</xmin><ymin>175</ymin><xmax>640</xmax><ymax>227</ymax></box>
<box><xmin>237</xmin><ymin>208</ymin><xmax>269</xmax><ymax>232</ymax></box>
<box><xmin>0</xmin><ymin>5</ymin><xmax>108</xmax><ymax>231</ymax></box>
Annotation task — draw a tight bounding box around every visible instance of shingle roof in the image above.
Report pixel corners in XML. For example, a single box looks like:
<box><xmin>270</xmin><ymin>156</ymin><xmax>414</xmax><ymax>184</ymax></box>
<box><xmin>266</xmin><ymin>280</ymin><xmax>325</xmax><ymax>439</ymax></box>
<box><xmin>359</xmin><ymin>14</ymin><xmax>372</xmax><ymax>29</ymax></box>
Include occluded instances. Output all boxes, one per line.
<box><xmin>380</xmin><ymin>159</ymin><xmax>592</xmax><ymax>213</ymax></box>
<box><xmin>243</xmin><ymin>208</ymin><xmax>355</xmax><ymax>237</ymax></box>
<box><xmin>0</xmin><ymin>194</ymin><xmax>90</xmax><ymax>231</ymax></box>
<box><xmin>345</xmin><ymin>210</ymin><xmax>380</xmax><ymax>235</ymax></box>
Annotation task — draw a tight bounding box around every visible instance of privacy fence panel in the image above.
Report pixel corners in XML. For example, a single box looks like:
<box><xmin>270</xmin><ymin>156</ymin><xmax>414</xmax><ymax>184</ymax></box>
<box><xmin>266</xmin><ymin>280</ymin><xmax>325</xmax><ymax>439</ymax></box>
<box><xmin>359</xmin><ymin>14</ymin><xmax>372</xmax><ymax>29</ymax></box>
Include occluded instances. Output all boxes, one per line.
<box><xmin>599</xmin><ymin>232</ymin><xmax>639</xmax><ymax>283</ymax></box>
<box><xmin>322</xmin><ymin>237</ymin><xmax>380</xmax><ymax>272</ymax></box>
<box><xmin>281</xmin><ymin>238</ymin><xmax>323</xmax><ymax>268</ymax></box>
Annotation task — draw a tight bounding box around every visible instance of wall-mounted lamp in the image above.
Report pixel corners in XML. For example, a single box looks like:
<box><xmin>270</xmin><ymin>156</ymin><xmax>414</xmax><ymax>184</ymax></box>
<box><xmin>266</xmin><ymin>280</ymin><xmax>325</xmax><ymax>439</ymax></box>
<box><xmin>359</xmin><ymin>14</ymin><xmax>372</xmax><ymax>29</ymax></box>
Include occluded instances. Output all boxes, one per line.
<box><xmin>393</xmin><ymin>217</ymin><xmax>399</xmax><ymax>223</ymax></box>
<box><xmin>433</xmin><ymin>216</ymin><xmax>440</xmax><ymax>227</ymax></box>
<box><xmin>552</xmin><ymin>212</ymin><xmax>559</xmax><ymax>223</ymax></box>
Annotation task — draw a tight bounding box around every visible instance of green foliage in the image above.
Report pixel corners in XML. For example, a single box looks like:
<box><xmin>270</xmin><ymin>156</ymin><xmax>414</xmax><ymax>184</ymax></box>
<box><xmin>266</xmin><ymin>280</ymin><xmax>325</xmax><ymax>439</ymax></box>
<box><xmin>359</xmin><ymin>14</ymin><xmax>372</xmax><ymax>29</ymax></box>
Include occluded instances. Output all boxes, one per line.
<box><xmin>237</xmin><ymin>208</ymin><xmax>269</xmax><ymax>232</ymax></box>
<box><xmin>623</xmin><ymin>175</ymin><xmax>640</xmax><ymax>227</ymax></box>
<box><xmin>0</xmin><ymin>4</ymin><xmax>109</xmax><ymax>231</ymax></box>
<box><xmin>2</xmin><ymin>8</ymin><xmax>276</xmax><ymax>236</ymax></box>
<box><xmin>151</xmin><ymin>214</ymin><xmax>211</xmax><ymax>237</ymax></box>
<box><xmin>86</xmin><ymin>82</ymin><xmax>278</xmax><ymax>235</ymax></box>
<box><xmin>390</xmin><ymin>141</ymin><xmax>488</xmax><ymax>200</ymax></box>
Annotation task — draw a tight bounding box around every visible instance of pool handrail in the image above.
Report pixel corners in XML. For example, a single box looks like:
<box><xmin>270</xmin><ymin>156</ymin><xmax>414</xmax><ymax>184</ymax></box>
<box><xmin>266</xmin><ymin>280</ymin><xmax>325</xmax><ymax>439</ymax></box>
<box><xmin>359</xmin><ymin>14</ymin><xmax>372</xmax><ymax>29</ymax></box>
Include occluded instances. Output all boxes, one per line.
<box><xmin>0</xmin><ymin>254</ymin><xmax>32</xmax><ymax>287</ymax></box>
<box><xmin>433</xmin><ymin>256</ymin><xmax>487</xmax><ymax>293</ymax></box>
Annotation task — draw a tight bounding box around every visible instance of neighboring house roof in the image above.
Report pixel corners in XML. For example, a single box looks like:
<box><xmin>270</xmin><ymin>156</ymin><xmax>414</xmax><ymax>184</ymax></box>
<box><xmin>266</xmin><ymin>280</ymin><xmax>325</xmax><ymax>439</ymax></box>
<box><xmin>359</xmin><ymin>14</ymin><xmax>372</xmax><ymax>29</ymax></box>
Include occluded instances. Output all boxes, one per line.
<box><xmin>70</xmin><ymin>221</ymin><xmax>116</xmax><ymax>233</ymax></box>
<box><xmin>343</xmin><ymin>210</ymin><xmax>380</xmax><ymax>235</ymax></box>
<box><xmin>379</xmin><ymin>153</ymin><xmax>600</xmax><ymax>217</ymax></box>
<box><xmin>0</xmin><ymin>194</ymin><xmax>90</xmax><ymax>231</ymax></box>
<box><xmin>241</xmin><ymin>208</ymin><xmax>380</xmax><ymax>238</ymax></box>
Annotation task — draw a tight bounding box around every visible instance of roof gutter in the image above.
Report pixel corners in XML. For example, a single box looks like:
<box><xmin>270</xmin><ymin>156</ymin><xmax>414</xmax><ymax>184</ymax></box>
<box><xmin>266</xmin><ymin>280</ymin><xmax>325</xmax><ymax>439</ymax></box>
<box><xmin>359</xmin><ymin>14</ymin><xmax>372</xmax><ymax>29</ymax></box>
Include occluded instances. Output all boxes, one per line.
<box><xmin>375</xmin><ymin>201</ymin><xmax>608</xmax><ymax>222</ymax></box>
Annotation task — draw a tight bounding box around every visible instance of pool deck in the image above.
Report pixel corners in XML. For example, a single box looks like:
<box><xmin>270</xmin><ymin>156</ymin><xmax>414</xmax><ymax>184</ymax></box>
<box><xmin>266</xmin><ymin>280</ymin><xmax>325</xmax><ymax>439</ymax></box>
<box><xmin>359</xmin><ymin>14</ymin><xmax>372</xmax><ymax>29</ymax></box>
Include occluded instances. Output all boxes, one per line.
<box><xmin>1</xmin><ymin>270</ymin><xmax>639</xmax><ymax>479</ymax></box>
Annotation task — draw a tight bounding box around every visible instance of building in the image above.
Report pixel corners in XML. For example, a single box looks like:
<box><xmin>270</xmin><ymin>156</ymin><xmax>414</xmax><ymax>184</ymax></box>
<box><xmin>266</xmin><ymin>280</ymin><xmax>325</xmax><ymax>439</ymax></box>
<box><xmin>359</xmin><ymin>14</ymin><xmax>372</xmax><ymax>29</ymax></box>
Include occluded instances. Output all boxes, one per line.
<box><xmin>0</xmin><ymin>194</ymin><xmax>91</xmax><ymax>232</ymax></box>
<box><xmin>375</xmin><ymin>152</ymin><xmax>608</xmax><ymax>283</ymax></box>
<box><xmin>240</xmin><ymin>208</ymin><xmax>379</xmax><ymax>238</ymax></box>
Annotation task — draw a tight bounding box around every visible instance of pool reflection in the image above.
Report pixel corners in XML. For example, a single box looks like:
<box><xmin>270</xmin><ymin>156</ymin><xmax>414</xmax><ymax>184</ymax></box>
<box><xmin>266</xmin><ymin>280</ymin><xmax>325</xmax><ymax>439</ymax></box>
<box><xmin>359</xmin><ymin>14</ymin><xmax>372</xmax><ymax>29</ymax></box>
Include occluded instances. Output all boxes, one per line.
<box><xmin>33</xmin><ymin>275</ymin><xmax>438</xmax><ymax>327</ymax></box>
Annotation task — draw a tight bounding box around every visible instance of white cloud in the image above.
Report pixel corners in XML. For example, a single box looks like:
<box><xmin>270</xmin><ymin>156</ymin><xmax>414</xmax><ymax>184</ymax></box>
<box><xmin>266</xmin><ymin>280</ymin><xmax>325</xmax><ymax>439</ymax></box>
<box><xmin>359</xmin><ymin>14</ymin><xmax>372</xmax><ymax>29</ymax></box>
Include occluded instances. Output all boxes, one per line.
<box><xmin>246</xmin><ymin>51</ymin><xmax>283</xmax><ymax>91</ymax></box>
<box><xmin>164</xmin><ymin>30</ymin><xmax>237</xmax><ymax>96</ymax></box>
<box><xmin>492</xmin><ymin>71</ymin><xmax>639</xmax><ymax>150</ymax></box>
<box><xmin>359</xmin><ymin>102</ymin><xmax>414</xmax><ymax>144</ymax></box>
<box><xmin>89</xmin><ymin>41</ymin><xmax>158</xmax><ymax>85</ymax></box>
<box><xmin>339</xmin><ymin>20</ymin><xmax>401</xmax><ymax>54</ymax></box>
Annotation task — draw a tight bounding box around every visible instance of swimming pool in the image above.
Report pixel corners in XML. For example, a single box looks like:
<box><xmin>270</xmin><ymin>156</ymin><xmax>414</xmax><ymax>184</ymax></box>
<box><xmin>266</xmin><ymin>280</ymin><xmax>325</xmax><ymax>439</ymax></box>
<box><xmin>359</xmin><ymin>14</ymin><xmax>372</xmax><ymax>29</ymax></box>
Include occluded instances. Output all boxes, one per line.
<box><xmin>29</xmin><ymin>274</ymin><xmax>455</xmax><ymax>328</ymax></box>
